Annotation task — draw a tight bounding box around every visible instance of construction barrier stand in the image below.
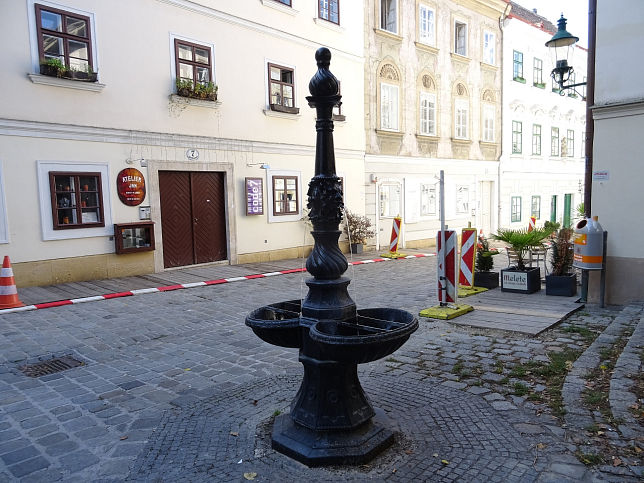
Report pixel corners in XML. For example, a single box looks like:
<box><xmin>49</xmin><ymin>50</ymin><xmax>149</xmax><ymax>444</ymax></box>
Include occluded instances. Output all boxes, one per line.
<box><xmin>459</xmin><ymin>228</ymin><xmax>476</xmax><ymax>288</ymax></box>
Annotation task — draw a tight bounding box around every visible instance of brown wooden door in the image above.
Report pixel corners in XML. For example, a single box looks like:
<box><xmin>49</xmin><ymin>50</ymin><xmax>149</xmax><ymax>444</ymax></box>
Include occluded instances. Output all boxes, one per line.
<box><xmin>159</xmin><ymin>171</ymin><xmax>227</xmax><ymax>268</ymax></box>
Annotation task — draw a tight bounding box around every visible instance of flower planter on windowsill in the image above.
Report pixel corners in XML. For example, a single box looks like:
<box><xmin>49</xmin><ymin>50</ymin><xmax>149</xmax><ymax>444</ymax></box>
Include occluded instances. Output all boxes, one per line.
<box><xmin>40</xmin><ymin>64</ymin><xmax>62</xmax><ymax>77</ymax></box>
<box><xmin>176</xmin><ymin>88</ymin><xmax>217</xmax><ymax>102</ymax></box>
<box><xmin>474</xmin><ymin>271</ymin><xmax>499</xmax><ymax>289</ymax></box>
<box><xmin>39</xmin><ymin>64</ymin><xmax>98</xmax><ymax>82</ymax></box>
<box><xmin>545</xmin><ymin>273</ymin><xmax>577</xmax><ymax>297</ymax></box>
<box><xmin>513</xmin><ymin>77</ymin><xmax>526</xmax><ymax>84</ymax></box>
<box><xmin>500</xmin><ymin>267</ymin><xmax>541</xmax><ymax>294</ymax></box>
<box><xmin>533</xmin><ymin>82</ymin><xmax>546</xmax><ymax>89</ymax></box>
<box><xmin>270</xmin><ymin>104</ymin><xmax>300</xmax><ymax>115</ymax></box>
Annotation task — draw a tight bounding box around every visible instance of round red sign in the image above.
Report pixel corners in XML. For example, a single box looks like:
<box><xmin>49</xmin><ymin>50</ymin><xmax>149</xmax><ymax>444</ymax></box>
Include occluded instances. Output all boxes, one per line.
<box><xmin>117</xmin><ymin>168</ymin><xmax>146</xmax><ymax>206</ymax></box>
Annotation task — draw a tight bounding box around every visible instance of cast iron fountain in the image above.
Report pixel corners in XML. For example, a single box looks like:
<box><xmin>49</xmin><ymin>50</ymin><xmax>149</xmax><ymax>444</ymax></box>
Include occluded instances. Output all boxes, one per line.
<box><xmin>245</xmin><ymin>47</ymin><xmax>418</xmax><ymax>467</ymax></box>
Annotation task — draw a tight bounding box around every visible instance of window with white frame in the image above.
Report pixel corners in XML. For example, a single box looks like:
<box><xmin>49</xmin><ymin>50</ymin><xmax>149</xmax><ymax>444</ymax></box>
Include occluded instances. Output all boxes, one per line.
<box><xmin>483</xmin><ymin>31</ymin><xmax>495</xmax><ymax>65</ymax></box>
<box><xmin>380</xmin><ymin>82</ymin><xmax>399</xmax><ymax>131</ymax></box>
<box><xmin>419</xmin><ymin>92</ymin><xmax>436</xmax><ymax>136</ymax></box>
<box><xmin>380</xmin><ymin>0</ymin><xmax>397</xmax><ymax>34</ymax></box>
<box><xmin>483</xmin><ymin>105</ymin><xmax>495</xmax><ymax>142</ymax></box>
<box><xmin>380</xmin><ymin>183</ymin><xmax>401</xmax><ymax>217</ymax></box>
<box><xmin>567</xmin><ymin>130</ymin><xmax>575</xmax><ymax>157</ymax></box>
<box><xmin>454</xmin><ymin>21</ymin><xmax>467</xmax><ymax>56</ymax></box>
<box><xmin>268</xmin><ymin>63</ymin><xmax>299</xmax><ymax>113</ymax></box>
<box><xmin>272</xmin><ymin>175</ymin><xmax>299</xmax><ymax>215</ymax></box>
<box><xmin>512</xmin><ymin>121</ymin><xmax>522</xmax><ymax>154</ymax></box>
<box><xmin>513</xmin><ymin>50</ymin><xmax>524</xmax><ymax>80</ymax></box>
<box><xmin>454</xmin><ymin>98</ymin><xmax>468</xmax><ymax>139</ymax></box>
<box><xmin>456</xmin><ymin>185</ymin><xmax>469</xmax><ymax>214</ymax></box>
<box><xmin>511</xmin><ymin>196</ymin><xmax>521</xmax><ymax>222</ymax></box>
<box><xmin>531</xmin><ymin>195</ymin><xmax>541</xmax><ymax>219</ymax></box>
<box><xmin>532</xmin><ymin>124</ymin><xmax>541</xmax><ymax>155</ymax></box>
<box><xmin>551</xmin><ymin>127</ymin><xmax>559</xmax><ymax>156</ymax></box>
<box><xmin>418</xmin><ymin>4</ymin><xmax>435</xmax><ymax>46</ymax></box>
<box><xmin>319</xmin><ymin>0</ymin><xmax>339</xmax><ymax>24</ymax></box>
<box><xmin>420</xmin><ymin>183</ymin><xmax>437</xmax><ymax>216</ymax></box>
<box><xmin>533</xmin><ymin>58</ymin><xmax>543</xmax><ymax>86</ymax></box>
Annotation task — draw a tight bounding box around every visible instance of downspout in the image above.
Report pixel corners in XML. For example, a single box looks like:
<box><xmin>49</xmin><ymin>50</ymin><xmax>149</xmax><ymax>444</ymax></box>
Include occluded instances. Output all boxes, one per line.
<box><xmin>497</xmin><ymin>2</ymin><xmax>511</xmax><ymax>234</ymax></box>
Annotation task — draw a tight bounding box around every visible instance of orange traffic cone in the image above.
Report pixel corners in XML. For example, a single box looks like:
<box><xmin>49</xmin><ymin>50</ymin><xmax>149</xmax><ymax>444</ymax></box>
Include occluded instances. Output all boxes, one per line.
<box><xmin>0</xmin><ymin>256</ymin><xmax>24</xmax><ymax>309</ymax></box>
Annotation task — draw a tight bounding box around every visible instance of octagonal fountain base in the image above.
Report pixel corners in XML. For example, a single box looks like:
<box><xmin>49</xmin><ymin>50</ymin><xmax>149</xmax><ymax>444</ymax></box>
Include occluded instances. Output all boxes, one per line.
<box><xmin>272</xmin><ymin>407</ymin><xmax>396</xmax><ymax>467</ymax></box>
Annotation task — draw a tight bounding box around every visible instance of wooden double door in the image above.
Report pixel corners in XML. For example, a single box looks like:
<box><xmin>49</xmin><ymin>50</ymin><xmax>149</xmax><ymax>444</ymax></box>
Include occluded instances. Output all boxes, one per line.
<box><xmin>159</xmin><ymin>171</ymin><xmax>227</xmax><ymax>268</ymax></box>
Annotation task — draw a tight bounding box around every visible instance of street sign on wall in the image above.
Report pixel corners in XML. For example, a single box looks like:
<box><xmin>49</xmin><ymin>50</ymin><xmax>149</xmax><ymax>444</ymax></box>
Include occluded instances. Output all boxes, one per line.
<box><xmin>245</xmin><ymin>177</ymin><xmax>263</xmax><ymax>215</ymax></box>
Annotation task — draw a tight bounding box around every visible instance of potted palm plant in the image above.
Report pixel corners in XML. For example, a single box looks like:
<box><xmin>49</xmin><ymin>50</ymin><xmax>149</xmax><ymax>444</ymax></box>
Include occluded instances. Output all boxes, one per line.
<box><xmin>343</xmin><ymin>210</ymin><xmax>375</xmax><ymax>254</ymax></box>
<box><xmin>546</xmin><ymin>228</ymin><xmax>576</xmax><ymax>296</ymax></box>
<box><xmin>474</xmin><ymin>233</ymin><xmax>500</xmax><ymax>289</ymax></box>
<box><xmin>492</xmin><ymin>227</ymin><xmax>553</xmax><ymax>294</ymax></box>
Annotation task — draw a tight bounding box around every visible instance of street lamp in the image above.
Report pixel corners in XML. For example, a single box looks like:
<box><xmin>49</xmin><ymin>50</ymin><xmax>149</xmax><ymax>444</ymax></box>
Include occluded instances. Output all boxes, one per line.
<box><xmin>546</xmin><ymin>14</ymin><xmax>586</xmax><ymax>96</ymax></box>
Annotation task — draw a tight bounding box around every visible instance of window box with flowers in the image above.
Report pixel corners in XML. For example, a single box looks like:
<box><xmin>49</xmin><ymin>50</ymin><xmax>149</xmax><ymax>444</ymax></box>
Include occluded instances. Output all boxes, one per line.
<box><xmin>175</xmin><ymin>79</ymin><xmax>218</xmax><ymax>101</ymax></box>
<box><xmin>39</xmin><ymin>58</ymin><xmax>98</xmax><ymax>82</ymax></box>
<box><xmin>513</xmin><ymin>76</ymin><xmax>526</xmax><ymax>84</ymax></box>
<box><xmin>533</xmin><ymin>82</ymin><xmax>546</xmax><ymax>89</ymax></box>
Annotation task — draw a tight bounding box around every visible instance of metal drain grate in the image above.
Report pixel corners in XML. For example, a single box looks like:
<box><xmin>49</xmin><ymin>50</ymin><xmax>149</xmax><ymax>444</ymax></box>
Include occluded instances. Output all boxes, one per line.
<box><xmin>19</xmin><ymin>355</ymin><xmax>84</xmax><ymax>378</ymax></box>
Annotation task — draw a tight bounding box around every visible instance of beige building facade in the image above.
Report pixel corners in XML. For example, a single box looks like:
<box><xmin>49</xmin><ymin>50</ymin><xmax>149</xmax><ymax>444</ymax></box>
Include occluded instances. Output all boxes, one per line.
<box><xmin>0</xmin><ymin>0</ymin><xmax>365</xmax><ymax>286</ymax></box>
<box><xmin>364</xmin><ymin>0</ymin><xmax>507</xmax><ymax>249</ymax></box>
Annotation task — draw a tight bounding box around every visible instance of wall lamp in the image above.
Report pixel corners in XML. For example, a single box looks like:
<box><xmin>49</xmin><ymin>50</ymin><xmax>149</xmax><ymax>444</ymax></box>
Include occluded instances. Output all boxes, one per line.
<box><xmin>546</xmin><ymin>14</ymin><xmax>587</xmax><ymax>97</ymax></box>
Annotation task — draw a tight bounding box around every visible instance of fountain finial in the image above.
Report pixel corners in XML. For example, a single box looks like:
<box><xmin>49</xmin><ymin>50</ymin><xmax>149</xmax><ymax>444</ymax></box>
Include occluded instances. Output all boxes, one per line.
<box><xmin>309</xmin><ymin>47</ymin><xmax>339</xmax><ymax>97</ymax></box>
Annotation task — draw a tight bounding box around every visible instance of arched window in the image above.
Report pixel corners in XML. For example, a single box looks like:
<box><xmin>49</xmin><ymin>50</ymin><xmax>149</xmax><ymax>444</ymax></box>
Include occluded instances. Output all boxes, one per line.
<box><xmin>454</xmin><ymin>83</ymin><xmax>469</xmax><ymax>139</ymax></box>
<box><xmin>379</xmin><ymin>62</ymin><xmax>400</xmax><ymax>131</ymax></box>
<box><xmin>419</xmin><ymin>74</ymin><xmax>437</xmax><ymax>136</ymax></box>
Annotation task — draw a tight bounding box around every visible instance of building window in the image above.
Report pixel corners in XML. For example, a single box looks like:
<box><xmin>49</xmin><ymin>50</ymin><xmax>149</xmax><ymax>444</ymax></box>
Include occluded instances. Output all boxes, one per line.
<box><xmin>567</xmin><ymin>130</ymin><xmax>575</xmax><ymax>157</ymax></box>
<box><xmin>268</xmin><ymin>63</ymin><xmax>297</xmax><ymax>113</ymax></box>
<box><xmin>274</xmin><ymin>0</ymin><xmax>291</xmax><ymax>5</ymax></box>
<box><xmin>511</xmin><ymin>196</ymin><xmax>521</xmax><ymax>222</ymax></box>
<box><xmin>533</xmin><ymin>58</ymin><xmax>543</xmax><ymax>86</ymax></box>
<box><xmin>513</xmin><ymin>50</ymin><xmax>524</xmax><ymax>81</ymax></box>
<box><xmin>552</xmin><ymin>75</ymin><xmax>561</xmax><ymax>93</ymax></box>
<box><xmin>531</xmin><ymin>195</ymin><xmax>541</xmax><ymax>219</ymax></box>
<box><xmin>380</xmin><ymin>183</ymin><xmax>401</xmax><ymax>217</ymax></box>
<box><xmin>420</xmin><ymin>183</ymin><xmax>437</xmax><ymax>216</ymax></box>
<box><xmin>418</xmin><ymin>5</ymin><xmax>435</xmax><ymax>45</ymax></box>
<box><xmin>454</xmin><ymin>21</ymin><xmax>467</xmax><ymax>56</ymax></box>
<box><xmin>551</xmin><ymin>127</ymin><xmax>560</xmax><ymax>156</ymax></box>
<box><xmin>272</xmin><ymin>176</ymin><xmax>298</xmax><ymax>215</ymax></box>
<box><xmin>483</xmin><ymin>31</ymin><xmax>495</xmax><ymax>65</ymax></box>
<box><xmin>319</xmin><ymin>0</ymin><xmax>339</xmax><ymax>24</ymax></box>
<box><xmin>380</xmin><ymin>83</ymin><xmax>399</xmax><ymax>131</ymax></box>
<box><xmin>380</xmin><ymin>0</ymin><xmax>397</xmax><ymax>34</ymax></box>
<box><xmin>35</xmin><ymin>3</ymin><xmax>93</xmax><ymax>72</ymax></box>
<box><xmin>49</xmin><ymin>172</ymin><xmax>104</xmax><ymax>229</ymax></box>
<box><xmin>454</xmin><ymin>98</ymin><xmax>468</xmax><ymax>139</ymax></box>
<box><xmin>483</xmin><ymin>105</ymin><xmax>495</xmax><ymax>142</ymax></box>
<box><xmin>512</xmin><ymin>121</ymin><xmax>522</xmax><ymax>154</ymax></box>
<box><xmin>532</xmin><ymin>124</ymin><xmax>541</xmax><ymax>155</ymax></box>
<box><xmin>175</xmin><ymin>39</ymin><xmax>213</xmax><ymax>89</ymax></box>
<box><xmin>419</xmin><ymin>92</ymin><xmax>436</xmax><ymax>136</ymax></box>
<box><xmin>456</xmin><ymin>185</ymin><xmax>469</xmax><ymax>214</ymax></box>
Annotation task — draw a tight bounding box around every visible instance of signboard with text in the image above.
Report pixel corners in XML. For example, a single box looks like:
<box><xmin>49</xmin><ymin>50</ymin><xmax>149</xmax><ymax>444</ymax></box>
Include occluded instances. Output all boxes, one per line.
<box><xmin>117</xmin><ymin>168</ymin><xmax>146</xmax><ymax>206</ymax></box>
<box><xmin>245</xmin><ymin>177</ymin><xmax>264</xmax><ymax>215</ymax></box>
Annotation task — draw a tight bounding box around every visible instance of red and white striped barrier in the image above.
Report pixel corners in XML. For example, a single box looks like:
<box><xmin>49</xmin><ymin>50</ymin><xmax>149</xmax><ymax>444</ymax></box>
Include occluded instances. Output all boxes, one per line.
<box><xmin>528</xmin><ymin>216</ymin><xmax>536</xmax><ymax>232</ymax></box>
<box><xmin>388</xmin><ymin>216</ymin><xmax>402</xmax><ymax>253</ymax></box>
<box><xmin>0</xmin><ymin>253</ymin><xmax>435</xmax><ymax>314</ymax></box>
<box><xmin>458</xmin><ymin>228</ymin><xmax>476</xmax><ymax>288</ymax></box>
<box><xmin>437</xmin><ymin>230</ymin><xmax>456</xmax><ymax>304</ymax></box>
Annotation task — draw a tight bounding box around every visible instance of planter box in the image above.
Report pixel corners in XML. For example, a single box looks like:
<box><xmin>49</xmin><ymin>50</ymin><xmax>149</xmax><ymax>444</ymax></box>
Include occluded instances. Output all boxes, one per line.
<box><xmin>176</xmin><ymin>88</ymin><xmax>217</xmax><ymax>101</ymax></box>
<box><xmin>270</xmin><ymin>103</ymin><xmax>300</xmax><ymax>115</ymax></box>
<box><xmin>474</xmin><ymin>271</ymin><xmax>498</xmax><ymax>289</ymax></box>
<box><xmin>40</xmin><ymin>64</ymin><xmax>61</xmax><ymax>77</ymax></box>
<box><xmin>500</xmin><ymin>267</ymin><xmax>541</xmax><ymax>294</ymax></box>
<box><xmin>350</xmin><ymin>243</ymin><xmax>363</xmax><ymax>254</ymax></box>
<box><xmin>545</xmin><ymin>273</ymin><xmax>577</xmax><ymax>297</ymax></box>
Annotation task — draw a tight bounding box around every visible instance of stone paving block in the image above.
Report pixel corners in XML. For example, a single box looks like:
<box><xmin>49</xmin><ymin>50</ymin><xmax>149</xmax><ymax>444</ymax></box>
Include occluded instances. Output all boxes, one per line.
<box><xmin>62</xmin><ymin>415</ymin><xmax>97</xmax><ymax>432</ymax></box>
<box><xmin>7</xmin><ymin>456</ymin><xmax>50</xmax><ymax>479</ymax></box>
<box><xmin>58</xmin><ymin>450</ymin><xmax>99</xmax><ymax>474</ymax></box>
<box><xmin>27</xmin><ymin>424</ymin><xmax>58</xmax><ymax>439</ymax></box>
<box><xmin>74</xmin><ymin>426</ymin><xmax>109</xmax><ymax>441</ymax></box>
<box><xmin>44</xmin><ymin>440</ymin><xmax>79</xmax><ymax>457</ymax></box>
<box><xmin>0</xmin><ymin>445</ymin><xmax>40</xmax><ymax>466</ymax></box>
<box><xmin>35</xmin><ymin>432</ymin><xmax>68</xmax><ymax>447</ymax></box>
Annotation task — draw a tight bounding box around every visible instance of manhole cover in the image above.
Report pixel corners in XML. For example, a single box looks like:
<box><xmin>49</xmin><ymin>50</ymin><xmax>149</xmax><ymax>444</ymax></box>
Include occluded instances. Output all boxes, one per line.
<box><xmin>19</xmin><ymin>355</ymin><xmax>84</xmax><ymax>377</ymax></box>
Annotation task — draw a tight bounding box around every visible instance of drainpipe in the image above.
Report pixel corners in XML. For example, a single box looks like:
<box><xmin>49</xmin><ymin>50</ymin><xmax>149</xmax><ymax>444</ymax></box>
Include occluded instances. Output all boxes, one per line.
<box><xmin>581</xmin><ymin>0</ymin><xmax>597</xmax><ymax>302</ymax></box>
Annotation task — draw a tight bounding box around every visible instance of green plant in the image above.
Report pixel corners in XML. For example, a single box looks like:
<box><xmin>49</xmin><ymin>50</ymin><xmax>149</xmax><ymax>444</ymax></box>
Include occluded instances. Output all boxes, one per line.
<box><xmin>343</xmin><ymin>210</ymin><xmax>375</xmax><ymax>245</ymax></box>
<box><xmin>492</xmin><ymin>227</ymin><xmax>553</xmax><ymax>271</ymax></box>
<box><xmin>175</xmin><ymin>79</ymin><xmax>218</xmax><ymax>101</ymax></box>
<box><xmin>549</xmin><ymin>228</ymin><xmax>574</xmax><ymax>276</ymax></box>
<box><xmin>40</xmin><ymin>57</ymin><xmax>67</xmax><ymax>77</ymax></box>
<box><xmin>475</xmin><ymin>234</ymin><xmax>499</xmax><ymax>272</ymax></box>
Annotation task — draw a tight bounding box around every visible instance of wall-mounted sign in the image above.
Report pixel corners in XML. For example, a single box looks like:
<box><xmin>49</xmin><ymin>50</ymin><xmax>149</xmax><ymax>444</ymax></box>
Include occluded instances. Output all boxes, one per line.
<box><xmin>186</xmin><ymin>149</ymin><xmax>199</xmax><ymax>160</ymax></box>
<box><xmin>117</xmin><ymin>168</ymin><xmax>146</xmax><ymax>206</ymax></box>
<box><xmin>592</xmin><ymin>170</ymin><xmax>609</xmax><ymax>181</ymax></box>
<box><xmin>245</xmin><ymin>177</ymin><xmax>263</xmax><ymax>215</ymax></box>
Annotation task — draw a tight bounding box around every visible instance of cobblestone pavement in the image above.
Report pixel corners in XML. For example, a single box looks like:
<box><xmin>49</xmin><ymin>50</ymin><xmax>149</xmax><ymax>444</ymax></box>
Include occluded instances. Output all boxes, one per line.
<box><xmin>0</xmin><ymin>256</ymin><xmax>642</xmax><ymax>482</ymax></box>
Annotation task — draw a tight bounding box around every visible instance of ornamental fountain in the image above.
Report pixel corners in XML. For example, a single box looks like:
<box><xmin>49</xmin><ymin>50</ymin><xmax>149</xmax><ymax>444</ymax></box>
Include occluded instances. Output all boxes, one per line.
<box><xmin>245</xmin><ymin>47</ymin><xmax>418</xmax><ymax>467</ymax></box>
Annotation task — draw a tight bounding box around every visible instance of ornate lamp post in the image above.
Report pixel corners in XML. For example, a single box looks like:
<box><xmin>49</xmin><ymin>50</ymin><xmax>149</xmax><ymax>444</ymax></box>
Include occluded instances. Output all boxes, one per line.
<box><xmin>546</xmin><ymin>14</ymin><xmax>587</xmax><ymax>96</ymax></box>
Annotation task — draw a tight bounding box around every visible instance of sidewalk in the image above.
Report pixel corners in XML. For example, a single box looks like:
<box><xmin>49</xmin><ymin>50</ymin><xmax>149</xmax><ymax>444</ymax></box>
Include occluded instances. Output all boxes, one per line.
<box><xmin>0</xmin><ymin>250</ymin><xmax>641</xmax><ymax>481</ymax></box>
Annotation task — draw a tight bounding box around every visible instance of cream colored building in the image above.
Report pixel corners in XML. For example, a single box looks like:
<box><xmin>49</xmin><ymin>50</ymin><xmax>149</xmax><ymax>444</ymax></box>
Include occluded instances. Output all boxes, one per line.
<box><xmin>590</xmin><ymin>0</ymin><xmax>644</xmax><ymax>303</ymax></box>
<box><xmin>0</xmin><ymin>0</ymin><xmax>365</xmax><ymax>286</ymax></box>
<box><xmin>364</xmin><ymin>0</ymin><xmax>506</xmax><ymax>249</ymax></box>
<box><xmin>499</xmin><ymin>3</ymin><xmax>586</xmax><ymax>231</ymax></box>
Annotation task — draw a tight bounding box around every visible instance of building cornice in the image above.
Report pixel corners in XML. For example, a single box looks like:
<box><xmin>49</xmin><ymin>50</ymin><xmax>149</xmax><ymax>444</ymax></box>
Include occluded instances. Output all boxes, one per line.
<box><xmin>0</xmin><ymin>118</ymin><xmax>365</xmax><ymax>159</ymax></box>
<box><xmin>458</xmin><ymin>0</ymin><xmax>508</xmax><ymax>19</ymax></box>
<box><xmin>591</xmin><ymin>100</ymin><xmax>644</xmax><ymax>120</ymax></box>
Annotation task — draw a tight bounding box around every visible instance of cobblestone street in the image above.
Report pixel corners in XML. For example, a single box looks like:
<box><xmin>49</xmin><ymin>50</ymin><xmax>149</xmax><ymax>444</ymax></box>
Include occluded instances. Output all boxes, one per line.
<box><xmin>0</xmin><ymin>255</ymin><xmax>642</xmax><ymax>482</ymax></box>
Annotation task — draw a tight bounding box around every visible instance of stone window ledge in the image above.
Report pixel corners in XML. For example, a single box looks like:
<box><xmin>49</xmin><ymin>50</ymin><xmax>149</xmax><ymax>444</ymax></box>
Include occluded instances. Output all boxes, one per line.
<box><xmin>28</xmin><ymin>73</ymin><xmax>105</xmax><ymax>92</ymax></box>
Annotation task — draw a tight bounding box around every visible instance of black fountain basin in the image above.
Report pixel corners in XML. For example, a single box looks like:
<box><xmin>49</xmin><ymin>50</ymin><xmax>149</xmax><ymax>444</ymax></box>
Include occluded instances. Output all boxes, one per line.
<box><xmin>308</xmin><ymin>308</ymin><xmax>418</xmax><ymax>364</ymax></box>
<box><xmin>245</xmin><ymin>300</ymin><xmax>302</xmax><ymax>349</ymax></box>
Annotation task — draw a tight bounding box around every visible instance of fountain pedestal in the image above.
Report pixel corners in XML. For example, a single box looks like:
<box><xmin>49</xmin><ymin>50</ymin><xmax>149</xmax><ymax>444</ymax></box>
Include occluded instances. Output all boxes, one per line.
<box><xmin>245</xmin><ymin>47</ymin><xmax>418</xmax><ymax>467</ymax></box>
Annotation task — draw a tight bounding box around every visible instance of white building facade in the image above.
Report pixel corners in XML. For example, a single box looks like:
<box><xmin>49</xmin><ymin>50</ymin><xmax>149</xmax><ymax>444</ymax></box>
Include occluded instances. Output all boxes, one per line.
<box><xmin>364</xmin><ymin>0</ymin><xmax>507</xmax><ymax>249</ymax></box>
<box><xmin>591</xmin><ymin>0</ymin><xmax>644</xmax><ymax>304</ymax></box>
<box><xmin>0</xmin><ymin>0</ymin><xmax>365</xmax><ymax>286</ymax></box>
<box><xmin>499</xmin><ymin>3</ymin><xmax>586</xmax><ymax>231</ymax></box>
